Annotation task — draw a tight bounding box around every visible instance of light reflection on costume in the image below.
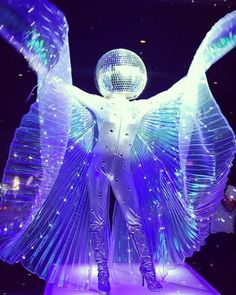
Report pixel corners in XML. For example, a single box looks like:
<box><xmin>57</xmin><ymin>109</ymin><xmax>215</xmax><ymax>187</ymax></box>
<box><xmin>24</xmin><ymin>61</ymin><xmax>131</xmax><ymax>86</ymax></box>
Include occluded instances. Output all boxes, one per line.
<box><xmin>0</xmin><ymin>1</ymin><xmax>236</xmax><ymax>294</ymax></box>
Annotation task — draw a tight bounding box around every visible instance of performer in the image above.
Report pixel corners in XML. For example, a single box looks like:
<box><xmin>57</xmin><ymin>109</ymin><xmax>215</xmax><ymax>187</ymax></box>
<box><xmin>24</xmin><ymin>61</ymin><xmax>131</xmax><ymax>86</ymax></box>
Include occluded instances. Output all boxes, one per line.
<box><xmin>0</xmin><ymin>1</ymin><xmax>235</xmax><ymax>294</ymax></box>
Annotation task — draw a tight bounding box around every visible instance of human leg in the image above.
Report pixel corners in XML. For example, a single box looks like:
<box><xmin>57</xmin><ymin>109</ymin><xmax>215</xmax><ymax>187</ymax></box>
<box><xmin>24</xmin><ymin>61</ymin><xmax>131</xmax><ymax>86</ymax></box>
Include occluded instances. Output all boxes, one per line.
<box><xmin>111</xmin><ymin>162</ymin><xmax>162</xmax><ymax>291</ymax></box>
<box><xmin>87</xmin><ymin>166</ymin><xmax>111</xmax><ymax>294</ymax></box>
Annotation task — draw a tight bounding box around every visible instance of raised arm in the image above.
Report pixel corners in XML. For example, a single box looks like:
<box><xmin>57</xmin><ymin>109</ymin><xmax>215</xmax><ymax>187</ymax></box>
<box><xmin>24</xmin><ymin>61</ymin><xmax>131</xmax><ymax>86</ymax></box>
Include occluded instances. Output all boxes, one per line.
<box><xmin>134</xmin><ymin>78</ymin><xmax>186</xmax><ymax>117</ymax></box>
<box><xmin>136</xmin><ymin>10</ymin><xmax>236</xmax><ymax>117</ymax></box>
<box><xmin>66</xmin><ymin>84</ymin><xmax>103</xmax><ymax>111</ymax></box>
<box><xmin>51</xmin><ymin>77</ymin><xmax>105</xmax><ymax>113</ymax></box>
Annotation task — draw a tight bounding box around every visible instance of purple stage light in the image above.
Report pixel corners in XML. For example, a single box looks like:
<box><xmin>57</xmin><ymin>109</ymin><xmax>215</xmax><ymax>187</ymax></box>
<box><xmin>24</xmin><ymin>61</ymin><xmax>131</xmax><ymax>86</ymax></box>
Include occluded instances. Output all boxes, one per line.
<box><xmin>44</xmin><ymin>263</ymin><xmax>219</xmax><ymax>295</ymax></box>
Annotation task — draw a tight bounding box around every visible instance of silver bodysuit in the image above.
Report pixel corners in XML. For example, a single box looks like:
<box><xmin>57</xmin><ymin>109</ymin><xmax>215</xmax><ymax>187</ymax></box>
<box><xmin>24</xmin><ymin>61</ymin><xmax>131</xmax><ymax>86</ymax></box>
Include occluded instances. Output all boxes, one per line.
<box><xmin>71</xmin><ymin>89</ymin><xmax>151</xmax><ymax>230</ymax></box>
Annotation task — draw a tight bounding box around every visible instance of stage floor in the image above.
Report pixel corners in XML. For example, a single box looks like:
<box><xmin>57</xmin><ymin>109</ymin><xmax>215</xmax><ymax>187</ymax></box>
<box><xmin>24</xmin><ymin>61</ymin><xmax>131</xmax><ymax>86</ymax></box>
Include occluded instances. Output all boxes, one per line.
<box><xmin>44</xmin><ymin>263</ymin><xmax>220</xmax><ymax>294</ymax></box>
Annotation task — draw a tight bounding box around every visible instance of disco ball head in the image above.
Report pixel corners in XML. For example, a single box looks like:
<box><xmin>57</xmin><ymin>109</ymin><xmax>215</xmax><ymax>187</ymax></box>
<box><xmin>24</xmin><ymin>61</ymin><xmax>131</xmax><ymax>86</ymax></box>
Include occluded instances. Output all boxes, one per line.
<box><xmin>95</xmin><ymin>49</ymin><xmax>147</xmax><ymax>100</ymax></box>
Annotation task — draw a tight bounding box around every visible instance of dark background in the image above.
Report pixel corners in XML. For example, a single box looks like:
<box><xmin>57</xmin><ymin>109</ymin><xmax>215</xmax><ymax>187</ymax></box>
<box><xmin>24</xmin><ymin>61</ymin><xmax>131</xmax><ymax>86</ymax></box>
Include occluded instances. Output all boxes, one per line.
<box><xmin>0</xmin><ymin>0</ymin><xmax>236</xmax><ymax>294</ymax></box>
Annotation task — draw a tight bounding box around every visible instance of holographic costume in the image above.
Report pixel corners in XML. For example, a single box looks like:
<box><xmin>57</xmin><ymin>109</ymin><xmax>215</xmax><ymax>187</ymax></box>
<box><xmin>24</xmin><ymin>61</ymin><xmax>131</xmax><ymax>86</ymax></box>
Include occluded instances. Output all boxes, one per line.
<box><xmin>0</xmin><ymin>0</ymin><xmax>236</xmax><ymax>293</ymax></box>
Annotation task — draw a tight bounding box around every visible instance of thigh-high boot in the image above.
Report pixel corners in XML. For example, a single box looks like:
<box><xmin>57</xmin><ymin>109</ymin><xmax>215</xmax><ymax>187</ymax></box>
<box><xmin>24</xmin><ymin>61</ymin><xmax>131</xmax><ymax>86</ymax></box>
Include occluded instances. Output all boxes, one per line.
<box><xmin>90</xmin><ymin>224</ymin><xmax>111</xmax><ymax>295</ymax></box>
<box><xmin>128</xmin><ymin>224</ymin><xmax>163</xmax><ymax>292</ymax></box>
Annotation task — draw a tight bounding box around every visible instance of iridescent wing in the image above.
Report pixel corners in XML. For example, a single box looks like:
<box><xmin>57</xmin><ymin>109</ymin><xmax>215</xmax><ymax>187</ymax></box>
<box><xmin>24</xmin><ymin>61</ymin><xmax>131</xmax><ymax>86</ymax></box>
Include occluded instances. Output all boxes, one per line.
<box><xmin>1</xmin><ymin>103</ymin><xmax>98</xmax><ymax>287</ymax></box>
<box><xmin>0</xmin><ymin>0</ymin><xmax>73</xmax><ymax>245</ymax></box>
<box><xmin>0</xmin><ymin>1</ymin><xmax>97</xmax><ymax>286</ymax></box>
<box><xmin>0</xmin><ymin>0</ymin><xmax>70</xmax><ymax>75</ymax></box>
<box><xmin>129</xmin><ymin>11</ymin><xmax>236</xmax><ymax>265</ymax></box>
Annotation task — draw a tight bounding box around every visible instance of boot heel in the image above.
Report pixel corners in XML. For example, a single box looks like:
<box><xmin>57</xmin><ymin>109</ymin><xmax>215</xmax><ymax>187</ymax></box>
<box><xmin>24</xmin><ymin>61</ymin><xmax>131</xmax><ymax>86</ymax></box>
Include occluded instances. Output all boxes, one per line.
<box><xmin>141</xmin><ymin>273</ymin><xmax>145</xmax><ymax>287</ymax></box>
<box><xmin>140</xmin><ymin>265</ymin><xmax>145</xmax><ymax>287</ymax></box>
